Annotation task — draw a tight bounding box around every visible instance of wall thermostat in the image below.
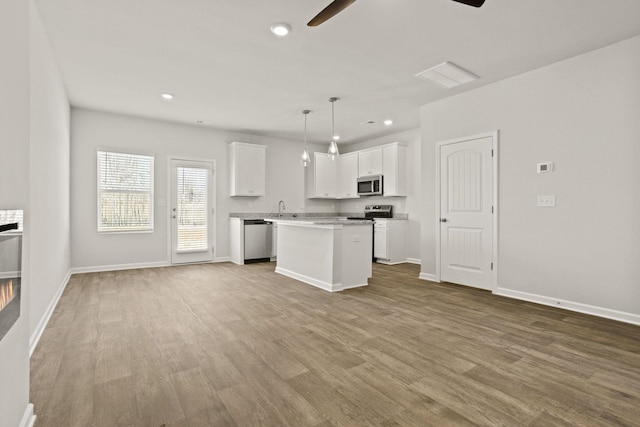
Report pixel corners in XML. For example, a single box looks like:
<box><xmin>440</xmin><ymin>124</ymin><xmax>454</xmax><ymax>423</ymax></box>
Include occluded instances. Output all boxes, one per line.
<box><xmin>537</xmin><ymin>162</ymin><xmax>554</xmax><ymax>173</ymax></box>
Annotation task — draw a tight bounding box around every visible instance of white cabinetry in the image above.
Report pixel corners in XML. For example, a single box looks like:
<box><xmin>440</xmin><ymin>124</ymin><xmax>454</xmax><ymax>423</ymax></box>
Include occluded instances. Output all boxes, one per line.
<box><xmin>382</xmin><ymin>142</ymin><xmax>407</xmax><ymax>197</ymax></box>
<box><xmin>373</xmin><ymin>219</ymin><xmax>407</xmax><ymax>264</ymax></box>
<box><xmin>229</xmin><ymin>218</ymin><xmax>244</xmax><ymax>264</ymax></box>
<box><xmin>338</xmin><ymin>153</ymin><xmax>359</xmax><ymax>199</ymax></box>
<box><xmin>229</xmin><ymin>142</ymin><xmax>266</xmax><ymax>196</ymax></box>
<box><xmin>306</xmin><ymin>152</ymin><xmax>338</xmax><ymax>198</ymax></box>
<box><xmin>358</xmin><ymin>148</ymin><xmax>382</xmax><ymax>177</ymax></box>
<box><xmin>306</xmin><ymin>142</ymin><xmax>405</xmax><ymax>199</ymax></box>
<box><xmin>307</xmin><ymin>152</ymin><xmax>360</xmax><ymax>199</ymax></box>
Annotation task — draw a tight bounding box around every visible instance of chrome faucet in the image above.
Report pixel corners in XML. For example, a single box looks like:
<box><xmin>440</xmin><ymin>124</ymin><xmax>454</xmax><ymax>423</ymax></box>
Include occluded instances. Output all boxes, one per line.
<box><xmin>278</xmin><ymin>200</ymin><xmax>286</xmax><ymax>217</ymax></box>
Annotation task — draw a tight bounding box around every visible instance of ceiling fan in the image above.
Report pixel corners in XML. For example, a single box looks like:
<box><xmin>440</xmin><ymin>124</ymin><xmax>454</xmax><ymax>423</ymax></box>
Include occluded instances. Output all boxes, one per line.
<box><xmin>307</xmin><ymin>0</ymin><xmax>486</xmax><ymax>26</ymax></box>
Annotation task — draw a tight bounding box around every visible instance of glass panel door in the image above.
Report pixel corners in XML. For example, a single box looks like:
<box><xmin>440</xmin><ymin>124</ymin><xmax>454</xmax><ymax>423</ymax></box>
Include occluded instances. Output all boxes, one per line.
<box><xmin>171</xmin><ymin>159</ymin><xmax>214</xmax><ymax>264</ymax></box>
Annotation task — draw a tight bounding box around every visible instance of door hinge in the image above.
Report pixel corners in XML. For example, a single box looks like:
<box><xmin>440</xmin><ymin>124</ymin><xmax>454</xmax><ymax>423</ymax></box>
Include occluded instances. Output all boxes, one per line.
<box><xmin>491</xmin><ymin>206</ymin><xmax>494</xmax><ymax>214</ymax></box>
<box><xmin>491</xmin><ymin>262</ymin><xmax>494</xmax><ymax>270</ymax></box>
<box><xmin>491</xmin><ymin>149</ymin><xmax>494</xmax><ymax>157</ymax></box>
<box><xmin>212</xmin><ymin>208</ymin><xmax>215</xmax><ymax>214</ymax></box>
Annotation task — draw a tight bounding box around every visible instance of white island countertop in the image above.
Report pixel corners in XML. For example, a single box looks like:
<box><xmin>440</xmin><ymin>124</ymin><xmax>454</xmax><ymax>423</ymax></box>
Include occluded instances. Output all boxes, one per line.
<box><xmin>264</xmin><ymin>217</ymin><xmax>373</xmax><ymax>226</ymax></box>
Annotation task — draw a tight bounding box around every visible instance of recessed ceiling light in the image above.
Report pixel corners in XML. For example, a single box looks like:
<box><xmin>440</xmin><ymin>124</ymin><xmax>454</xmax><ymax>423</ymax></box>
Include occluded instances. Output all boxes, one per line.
<box><xmin>384</xmin><ymin>119</ymin><xmax>393</xmax><ymax>126</ymax></box>
<box><xmin>161</xmin><ymin>93</ymin><xmax>174</xmax><ymax>100</ymax></box>
<box><xmin>332</xmin><ymin>135</ymin><xmax>340</xmax><ymax>141</ymax></box>
<box><xmin>415</xmin><ymin>61</ymin><xmax>478</xmax><ymax>89</ymax></box>
<box><xmin>270</xmin><ymin>23</ymin><xmax>291</xmax><ymax>37</ymax></box>
<box><xmin>361</xmin><ymin>120</ymin><xmax>376</xmax><ymax>125</ymax></box>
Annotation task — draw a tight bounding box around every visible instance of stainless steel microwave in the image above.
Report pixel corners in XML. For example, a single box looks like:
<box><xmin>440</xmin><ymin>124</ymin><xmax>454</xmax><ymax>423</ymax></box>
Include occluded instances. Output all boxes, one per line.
<box><xmin>357</xmin><ymin>175</ymin><xmax>383</xmax><ymax>196</ymax></box>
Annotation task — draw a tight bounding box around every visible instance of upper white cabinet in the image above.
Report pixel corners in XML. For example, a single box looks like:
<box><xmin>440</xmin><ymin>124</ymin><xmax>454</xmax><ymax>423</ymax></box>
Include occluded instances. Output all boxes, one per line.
<box><xmin>307</xmin><ymin>152</ymin><xmax>360</xmax><ymax>199</ymax></box>
<box><xmin>382</xmin><ymin>142</ymin><xmax>407</xmax><ymax>197</ymax></box>
<box><xmin>306</xmin><ymin>152</ymin><xmax>338</xmax><ymax>198</ymax></box>
<box><xmin>306</xmin><ymin>142</ymin><xmax>406</xmax><ymax>199</ymax></box>
<box><xmin>338</xmin><ymin>153</ymin><xmax>359</xmax><ymax>199</ymax></box>
<box><xmin>358</xmin><ymin>148</ymin><xmax>383</xmax><ymax>177</ymax></box>
<box><xmin>229</xmin><ymin>142</ymin><xmax>266</xmax><ymax>196</ymax></box>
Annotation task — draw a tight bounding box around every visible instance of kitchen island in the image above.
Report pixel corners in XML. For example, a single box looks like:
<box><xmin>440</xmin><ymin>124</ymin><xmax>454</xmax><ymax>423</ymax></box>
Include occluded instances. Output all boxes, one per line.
<box><xmin>267</xmin><ymin>218</ymin><xmax>373</xmax><ymax>292</ymax></box>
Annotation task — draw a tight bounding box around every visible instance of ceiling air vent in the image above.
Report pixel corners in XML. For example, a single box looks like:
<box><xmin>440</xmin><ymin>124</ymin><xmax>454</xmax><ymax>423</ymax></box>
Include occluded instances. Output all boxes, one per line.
<box><xmin>415</xmin><ymin>61</ymin><xmax>478</xmax><ymax>89</ymax></box>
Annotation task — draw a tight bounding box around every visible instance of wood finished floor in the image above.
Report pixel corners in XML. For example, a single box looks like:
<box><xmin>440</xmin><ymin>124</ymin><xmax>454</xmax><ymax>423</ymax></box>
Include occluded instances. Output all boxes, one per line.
<box><xmin>31</xmin><ymin>262</ymin><xmax>640</xmax><ymax>427</ymax></box>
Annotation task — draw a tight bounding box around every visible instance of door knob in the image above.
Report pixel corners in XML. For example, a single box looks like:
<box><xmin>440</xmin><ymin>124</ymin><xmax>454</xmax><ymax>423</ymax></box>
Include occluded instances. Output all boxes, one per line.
<box><xmin>172</xmin><ymin>215</ymin><xmax>176</xmax><ymax>219</ymax></box>
<box><xmin>440</xmin><ymin>218</ymin><xmax>448</xmax><ymax>223</ymax></box>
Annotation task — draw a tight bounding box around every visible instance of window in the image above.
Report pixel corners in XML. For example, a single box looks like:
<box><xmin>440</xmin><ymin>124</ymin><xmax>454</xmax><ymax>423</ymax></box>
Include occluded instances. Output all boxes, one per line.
<box><xmin>176</xmin><ymin>166</ymin><xmax>209</xmax><ymax>252</ymax></box>
<box><xmin>0</xmin><ymin>210</ymin><xmax>23</xmax><ymax>231</ymax></box>
<box><xmin>97</xmin><ymin>150</ymin><xmax>154</xmax><ymax>232</ymax></box>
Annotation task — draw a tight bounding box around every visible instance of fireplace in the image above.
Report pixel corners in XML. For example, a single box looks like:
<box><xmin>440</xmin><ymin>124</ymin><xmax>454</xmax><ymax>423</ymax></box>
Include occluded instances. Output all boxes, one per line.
<box><xmin>0</xmin><ymin>219</ymin><xmax>22</xmax><ymax>341</ymax></box>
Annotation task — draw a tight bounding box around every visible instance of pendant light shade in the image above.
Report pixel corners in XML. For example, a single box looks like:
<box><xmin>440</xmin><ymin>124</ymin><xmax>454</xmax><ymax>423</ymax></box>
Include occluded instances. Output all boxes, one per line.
<box><xmin>328</xmin><ymin>140</ymin><xmax>339</xmax><ymax>160</ymax></box>
<box><xmin>328</xmin><ymin>97</ymin><xmax>340</xmax><ymax>161</ymax></box>
<box><xmin>300</xmin><ymin>110</ymin><xmax>311</xmax><ymax>167</ymax></box>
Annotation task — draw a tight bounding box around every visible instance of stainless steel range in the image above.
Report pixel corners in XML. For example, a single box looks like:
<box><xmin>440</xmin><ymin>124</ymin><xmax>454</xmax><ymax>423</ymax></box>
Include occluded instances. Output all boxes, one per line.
<box><xmin>364</xmin><ymin>205</ymin><xmax>393</xmax><ymax>220</ymax></box>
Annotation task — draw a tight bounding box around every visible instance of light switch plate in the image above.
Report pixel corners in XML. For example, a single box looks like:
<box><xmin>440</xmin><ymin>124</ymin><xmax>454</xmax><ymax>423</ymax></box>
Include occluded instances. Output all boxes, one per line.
<box><xmin>537</xmin><ymin>195</ymin><xmax>556</xmax><ymax>207</ymax></box>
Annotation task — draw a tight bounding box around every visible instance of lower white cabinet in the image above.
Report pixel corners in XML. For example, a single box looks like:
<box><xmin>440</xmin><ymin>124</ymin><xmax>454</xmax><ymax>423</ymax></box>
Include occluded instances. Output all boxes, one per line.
<box><xmin>271</xmin><ymin>222</ymin><xmax>277</xmax><ymax>260</ymax></box>
<box><xmin>373</xmin><ymin>219</ymin><xmax>407</xmax><ymax>264</ymax></box>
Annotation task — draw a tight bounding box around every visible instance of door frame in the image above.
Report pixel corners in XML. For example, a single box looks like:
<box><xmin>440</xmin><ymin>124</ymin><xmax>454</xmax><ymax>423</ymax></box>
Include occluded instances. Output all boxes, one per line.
<box><xmin>435</xmin><ymin>130</ymin><xmax>499</xmax><ymax>291</ymax></box>
<box><xmin>167</xmin><ymin>156</ymin><xmax>217</xmax><ymax>265</ymax></box>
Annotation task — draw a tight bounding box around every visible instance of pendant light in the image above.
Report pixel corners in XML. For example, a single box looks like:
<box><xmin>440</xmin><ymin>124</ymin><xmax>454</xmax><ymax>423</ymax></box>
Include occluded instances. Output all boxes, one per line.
<box><xmin>328</xmin><ymin>97</ymin><xmax>340</xmax><ymax>161</ymax></box>
<box><xmin>300</xmin><ymin>110</ymin><xmax>311</xmax><ymax>167</ymax></box>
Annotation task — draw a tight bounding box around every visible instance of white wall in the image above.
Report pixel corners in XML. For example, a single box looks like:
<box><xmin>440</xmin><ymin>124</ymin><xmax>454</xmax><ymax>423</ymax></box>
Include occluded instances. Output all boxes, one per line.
<box><xmin>70</xmin><ymin>109</ymin><xmax>333</xmax><ymax>270</ymax></box>
<box><xmin>29</xmin><ymin>0</ymin><xmax>71</xmax><ymax>348</ymax></box>
<box><xmin>420</xmin><ymin>35</ymin><xmax>640</xmax><ymax>319</ymax></box>
<box><xmin>339</xmin><ymin>129</ymin><xmax>422</xmax><ymax>261</ymax></box>
<box><xmin>0</xmin><ymin>0</ymin><xmax>32</xmax><ymax>425</ymax></box>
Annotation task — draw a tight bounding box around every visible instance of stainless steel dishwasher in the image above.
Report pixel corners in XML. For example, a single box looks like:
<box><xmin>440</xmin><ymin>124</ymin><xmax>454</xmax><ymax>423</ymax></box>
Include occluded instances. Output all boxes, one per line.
<box><xmin>244</xmin><ymin>220</ymin><xmax>273</xmax><ymax>263</ymax></box>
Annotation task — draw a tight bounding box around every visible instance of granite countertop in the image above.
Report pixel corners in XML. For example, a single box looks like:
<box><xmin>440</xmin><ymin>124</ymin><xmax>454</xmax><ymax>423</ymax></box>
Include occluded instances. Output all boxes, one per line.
<box><xmin>229</xmin><ymin>212</ymin><xmax>408</xmax><ymax>220</ymax></box>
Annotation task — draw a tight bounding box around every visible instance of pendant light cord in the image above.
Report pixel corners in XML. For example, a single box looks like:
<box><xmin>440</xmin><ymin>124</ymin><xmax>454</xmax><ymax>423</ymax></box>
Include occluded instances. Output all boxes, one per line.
<box><xmin>331</xmin><ymin>100</ymin><xmax>335</xmax><ymax>139</ymax></box>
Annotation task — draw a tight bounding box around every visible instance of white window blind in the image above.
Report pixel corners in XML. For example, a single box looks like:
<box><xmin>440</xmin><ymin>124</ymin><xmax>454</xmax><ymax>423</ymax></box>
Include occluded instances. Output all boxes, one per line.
<box><xmin>0</xmin><ymin>210</ymin><xmax>24</xmax><ymax>231</ymax></box>
<box><xmin>97</xmin><ymin>151</ymin><xmax>154</xmax><ymax>232</ymax></box>
<box><xmin>176</xmin><ymin>167</ymin><xmax>208</xmax><ymax>252</ymax></box>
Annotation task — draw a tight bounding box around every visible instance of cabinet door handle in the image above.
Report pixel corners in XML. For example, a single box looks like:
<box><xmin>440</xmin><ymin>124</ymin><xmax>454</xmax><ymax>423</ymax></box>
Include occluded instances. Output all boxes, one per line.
<box><xmin>440</xmin><ymin>218</ymin><xmax>448</xmax><ymax>223</ymax></box>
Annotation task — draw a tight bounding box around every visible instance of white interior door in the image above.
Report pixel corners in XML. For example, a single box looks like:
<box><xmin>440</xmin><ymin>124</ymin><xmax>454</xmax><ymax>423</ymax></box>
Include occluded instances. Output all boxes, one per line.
<box><xmin>439</xmin><ymin>135</ymin><xmax>494</xmax><ymax>290</ymax></box>
<box><xmin>171</xmin><ymin>159</ymin><xmax>214</xmax><ymax>264</ymax></box>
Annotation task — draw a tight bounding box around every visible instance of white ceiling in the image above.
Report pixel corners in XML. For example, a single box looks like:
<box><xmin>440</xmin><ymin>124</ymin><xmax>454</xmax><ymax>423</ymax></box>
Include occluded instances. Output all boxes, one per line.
<box><xmin>35</xmin><ymin>0</ymin><xmax>640</xmax><ymax>145</ymax></box>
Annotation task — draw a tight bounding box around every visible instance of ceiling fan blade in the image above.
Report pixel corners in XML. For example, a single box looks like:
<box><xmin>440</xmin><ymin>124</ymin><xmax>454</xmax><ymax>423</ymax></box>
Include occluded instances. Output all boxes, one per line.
<box><xmin>451</xmin><ymin>0</ymin><xmax>486</xmax><ymax>7</ymax></box>
<box><xmin>307</xmin><ymin>0</ymin><xmax>357</xmax><ymax>27</ymax></box>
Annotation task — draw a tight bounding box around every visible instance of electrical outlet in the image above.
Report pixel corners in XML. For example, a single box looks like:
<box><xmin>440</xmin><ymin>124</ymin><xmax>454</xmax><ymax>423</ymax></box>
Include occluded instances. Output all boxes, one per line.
<box><xmin>537</xmin><ymin>195</ymin><xmax>556</xmax><ymax>207</ymax></box>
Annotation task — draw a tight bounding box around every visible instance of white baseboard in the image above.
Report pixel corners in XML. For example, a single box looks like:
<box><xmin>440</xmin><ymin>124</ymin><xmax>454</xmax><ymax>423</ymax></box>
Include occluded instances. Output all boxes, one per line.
<box><xmin>19</xmin><ymin>404</ymin><xmax>36</xmax><ymax>427</ymax></box>
<box><xmin>30</xmin><ymin>270</ymin><xmax>71</xmax><ymax>358</ymax></box>
<box><xmin>495</xmin><ymin>287</ymin><xmax>640</xmax><ymax>326</ymax></box>
<box><xmin>419</xmin><ymin>272</ymin><xmax>439</xmax><ymax>282</ymax></box>
<box><xmin>376</xmin><ymin>260</ymin><xmax>406</xmax><ymax>265</ymax></box>
<box><xmin>406</xmin><ymin>258</ymin><xmax>421</xmax><ymax>265</ymax></box>
<box><xmin>213</xmin><ymin>256</ymin><xmax>230</xmax><ymax>263</ymax></box>
<box><xmin>70</xmin><ymin>261</ymin><xmax>171</xmax><ymax>275</ymax></box>
<box><xmin>275</xmin><ymin>266</ymin><xmax>367</xmax><ymax>293</ymax></box>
